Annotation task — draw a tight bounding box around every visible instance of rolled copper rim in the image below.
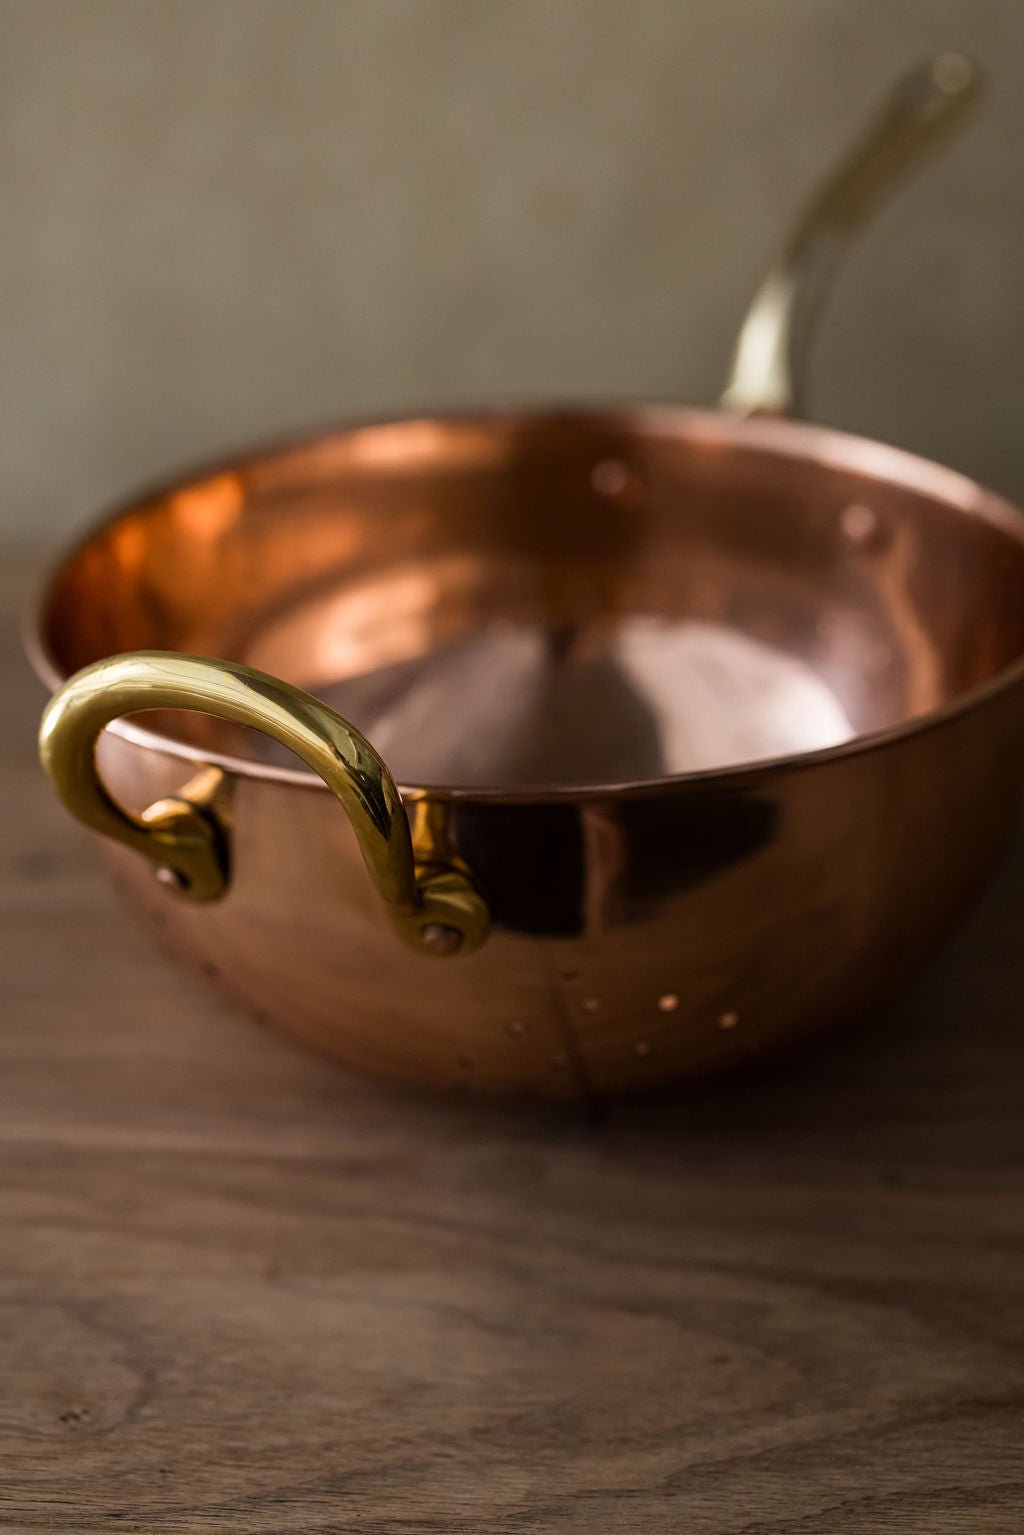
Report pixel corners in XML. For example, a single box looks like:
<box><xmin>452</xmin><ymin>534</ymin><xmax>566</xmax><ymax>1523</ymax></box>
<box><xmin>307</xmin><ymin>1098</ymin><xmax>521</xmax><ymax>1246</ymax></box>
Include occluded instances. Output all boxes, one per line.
<box><xmin>27</xmin><ymin>403</ymin><xmax>1024</xmax><ymax>803</ymax></box>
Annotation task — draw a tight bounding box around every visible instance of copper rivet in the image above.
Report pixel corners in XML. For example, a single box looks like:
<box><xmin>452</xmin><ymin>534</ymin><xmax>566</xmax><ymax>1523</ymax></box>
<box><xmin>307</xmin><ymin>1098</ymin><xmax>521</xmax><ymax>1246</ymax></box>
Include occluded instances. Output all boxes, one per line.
<box><xmin>634</xmin><ymin>1039</ymin><xmax>652</xmax><ymax>1057</ymax></box>
<box><xmin>718</xmin><ymin>1010</ymin><xmax>740</xmax><ymax>1031</ymax></box>
<box><xmin>840</xmin><ymin>502</ymin><xmax>881</xmax><ymax>548</ymax></box>
<box><xmin>657</xmin><ymin>993</ymin><xmax>679</xmax><ymax>1012</ymax></box>
<box><xmin>591</xmin><ymin>459</ymin><xmax>630</xmax><ymax>497</ymax></box>
<box><xmin>580</xmin><ymin>997</ymin><xmax>600</xmax><ymax>1014</ymax></box>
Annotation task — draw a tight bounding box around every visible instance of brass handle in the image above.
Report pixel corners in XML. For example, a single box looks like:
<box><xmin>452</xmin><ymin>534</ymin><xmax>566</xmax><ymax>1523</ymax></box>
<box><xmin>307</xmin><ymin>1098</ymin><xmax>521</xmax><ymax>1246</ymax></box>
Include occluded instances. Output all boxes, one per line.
<box><xmin>38</xmin><ymin>651</ymin><xmax>490</xmax><ymax>958</ymax></box>
<box><xmin>721</xmin><ymin>53</ymin><xmax>981</xmax><ymax>418</ymax></box>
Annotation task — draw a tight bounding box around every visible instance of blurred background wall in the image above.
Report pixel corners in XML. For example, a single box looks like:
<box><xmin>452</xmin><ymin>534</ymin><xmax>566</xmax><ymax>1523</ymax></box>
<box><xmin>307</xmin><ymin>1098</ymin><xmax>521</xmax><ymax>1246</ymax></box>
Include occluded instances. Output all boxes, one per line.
<box><xmin>3</xmin><ymin>0</ymin><xmax>1022</xmax><ymax>538</ymax></box>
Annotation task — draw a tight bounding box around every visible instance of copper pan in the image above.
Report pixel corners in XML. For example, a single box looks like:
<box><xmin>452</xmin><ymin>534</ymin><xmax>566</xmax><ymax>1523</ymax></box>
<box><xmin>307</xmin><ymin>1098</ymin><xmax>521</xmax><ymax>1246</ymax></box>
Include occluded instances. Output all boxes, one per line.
<box><xmin>29</xmin><ymin>58</ymin><xmax>1024</xmax><ymax>1101</ymax></box>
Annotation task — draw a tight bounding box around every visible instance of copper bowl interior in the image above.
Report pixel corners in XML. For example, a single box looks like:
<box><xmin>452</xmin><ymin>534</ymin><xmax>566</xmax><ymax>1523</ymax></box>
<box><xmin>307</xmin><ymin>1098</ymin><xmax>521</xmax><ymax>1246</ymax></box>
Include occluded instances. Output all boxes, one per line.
<box><xmin>38</xmin><ymin>408</ymin><xmax>1024</xmax><ymax>792</ymax></box>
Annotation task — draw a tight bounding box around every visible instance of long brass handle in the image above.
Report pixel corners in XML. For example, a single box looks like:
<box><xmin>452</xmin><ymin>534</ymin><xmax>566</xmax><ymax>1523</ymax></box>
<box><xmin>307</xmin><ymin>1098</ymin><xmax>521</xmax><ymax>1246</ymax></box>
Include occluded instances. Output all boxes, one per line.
<box><xmin>721</xmin><ymin>53</ymin><xmax>981</xmax><ymax>418</ymax></box>
<box><xmin>38</xmin><ymin>652</ymin><xmax>489</xmax><ymax>957</ymax></box>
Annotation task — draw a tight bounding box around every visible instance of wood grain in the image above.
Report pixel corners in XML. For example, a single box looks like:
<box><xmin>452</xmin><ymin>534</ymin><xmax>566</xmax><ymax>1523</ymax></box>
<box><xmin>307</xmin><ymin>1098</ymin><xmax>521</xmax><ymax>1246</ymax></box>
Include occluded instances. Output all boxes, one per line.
<box><xmin>2</xmin><ymin>542</ymin><xmax>1023</xmax><ymax>1533</ymax></box>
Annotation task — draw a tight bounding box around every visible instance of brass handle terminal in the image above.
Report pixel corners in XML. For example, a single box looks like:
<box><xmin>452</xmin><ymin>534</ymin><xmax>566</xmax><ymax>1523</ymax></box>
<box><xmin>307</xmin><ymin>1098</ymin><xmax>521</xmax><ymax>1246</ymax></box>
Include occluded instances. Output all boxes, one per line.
<box><xmin>39</xmin><ymin>652</ymin><xmax>490</xmax><ymax>958</ymax></box>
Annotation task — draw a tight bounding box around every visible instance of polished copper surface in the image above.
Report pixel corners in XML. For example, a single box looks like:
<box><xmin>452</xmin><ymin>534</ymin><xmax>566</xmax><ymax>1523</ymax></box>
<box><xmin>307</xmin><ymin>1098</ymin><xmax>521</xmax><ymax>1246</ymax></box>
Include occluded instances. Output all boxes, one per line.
<box><xmin>36</xmin><ymin>410</ymin><xmax>1024</xmax><ymax>786</ymax></box>
<box><xmin>28</xmin><ymin>56</ymin><xmax>1024</xmax><ymax>1100</ymax></box>
<box><xmin>30</xmin><ymin>407</ymin><xmax>1024</xmax><ymax>1099</ymax></box>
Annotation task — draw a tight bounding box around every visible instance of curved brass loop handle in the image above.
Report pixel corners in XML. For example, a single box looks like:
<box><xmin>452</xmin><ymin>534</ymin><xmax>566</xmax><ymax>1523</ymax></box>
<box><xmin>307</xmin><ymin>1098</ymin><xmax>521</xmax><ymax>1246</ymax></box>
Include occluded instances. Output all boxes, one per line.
<box><xmin>38</xmin><ymin>652</ymin><xmax>490</xmax><ymax>958</ymax></box>
<box><xmin>721</xmin><ymin>53</ymin><xmax>982</xmax><ymax>418</ymax></box>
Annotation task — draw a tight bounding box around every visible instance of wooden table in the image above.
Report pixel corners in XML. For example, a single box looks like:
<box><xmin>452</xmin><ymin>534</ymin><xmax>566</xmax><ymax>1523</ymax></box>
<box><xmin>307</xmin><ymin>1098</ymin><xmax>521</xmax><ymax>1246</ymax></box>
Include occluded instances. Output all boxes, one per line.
<box><xmin>3</xmin><ymin>543</ymin><xmax>1023</xmax><ymax>1533</ymax></box>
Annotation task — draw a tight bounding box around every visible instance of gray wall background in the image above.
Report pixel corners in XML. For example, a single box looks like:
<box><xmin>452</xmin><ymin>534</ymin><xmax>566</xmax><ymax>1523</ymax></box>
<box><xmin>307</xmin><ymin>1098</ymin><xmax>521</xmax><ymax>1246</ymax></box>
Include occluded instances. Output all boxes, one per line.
<box><xmin>3</xmin><ymin>0</ymin><xmax>1023</xmax><ymax>538</ymax></box>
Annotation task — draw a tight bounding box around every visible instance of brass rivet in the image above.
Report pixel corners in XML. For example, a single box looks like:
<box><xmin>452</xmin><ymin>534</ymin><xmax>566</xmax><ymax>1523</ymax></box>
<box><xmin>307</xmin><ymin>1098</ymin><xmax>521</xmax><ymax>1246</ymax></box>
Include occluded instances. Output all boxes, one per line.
<box><xmin>154</xmin><ymin>864</ymin><xmax>188</xmax><ymax>892</ymax></box>
<box><xmin>657</xmin><ymin>993</ymin><xmax>679</xmax><ymax>1013</ymax></box>
<box><xmin>932</xmin><ymin>52</ymin><xmax>974</xmax><ymax>94</ymax></box>
<box><xmin>420</xmin><ymin>922</ymin><xmax>463</xmax><ymax>956</ymax></box>
<box><xmin>718</xmin><ymin>1010</ymin><xmax>740</xmax><ymax>1031</ymax></box>
<box><xmin>580</xmin><ymin>997</ymin><xmax>600</xmax><ymax>1014</ymax></box>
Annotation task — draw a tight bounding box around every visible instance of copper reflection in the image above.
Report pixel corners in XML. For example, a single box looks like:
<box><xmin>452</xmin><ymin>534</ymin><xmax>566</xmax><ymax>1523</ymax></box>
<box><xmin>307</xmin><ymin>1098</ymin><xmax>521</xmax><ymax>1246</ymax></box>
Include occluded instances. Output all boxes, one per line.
<box><xmin>30</xmin><ymin>406</ymin><xmax>1024</xmax><ymax>1100</ymax></box>
<box><xmin>28</xmin><ymin>57</ymin><xmax>1023</xmax><ymax>1099</ymax></box>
